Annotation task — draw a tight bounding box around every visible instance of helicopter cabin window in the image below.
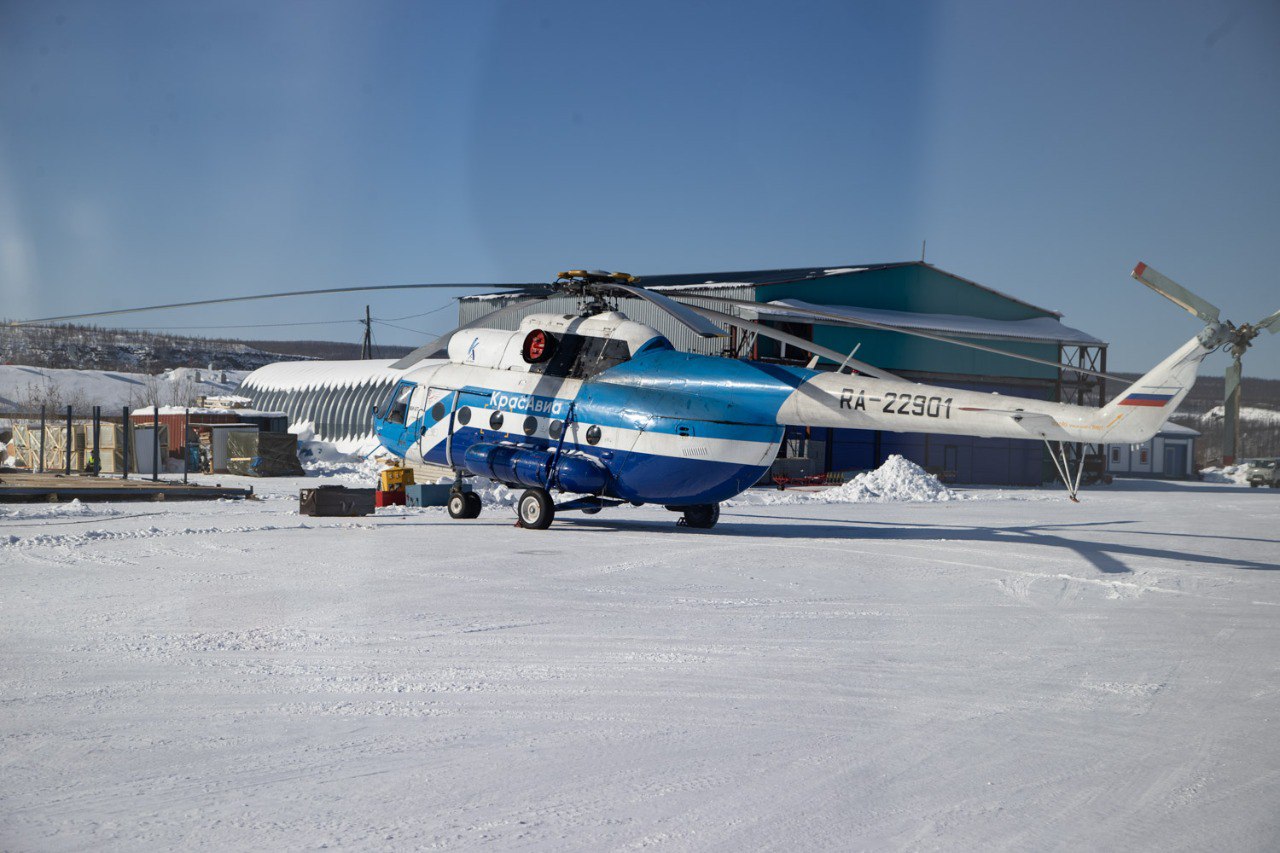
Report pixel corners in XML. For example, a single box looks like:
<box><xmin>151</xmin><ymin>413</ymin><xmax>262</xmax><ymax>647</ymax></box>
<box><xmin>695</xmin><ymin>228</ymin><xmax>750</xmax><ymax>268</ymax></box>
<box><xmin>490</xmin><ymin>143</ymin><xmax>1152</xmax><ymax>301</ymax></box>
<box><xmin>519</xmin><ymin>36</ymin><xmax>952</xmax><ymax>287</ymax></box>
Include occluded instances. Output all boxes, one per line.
<box><xmin>529</xmin><ymin>332</ymin><xmax>632</xmax><ymax>379</ymax></box>
<box><xmin>384</xmin><ymin>383</ymin><xmax>414</xmax><ymax>425</ymax></box>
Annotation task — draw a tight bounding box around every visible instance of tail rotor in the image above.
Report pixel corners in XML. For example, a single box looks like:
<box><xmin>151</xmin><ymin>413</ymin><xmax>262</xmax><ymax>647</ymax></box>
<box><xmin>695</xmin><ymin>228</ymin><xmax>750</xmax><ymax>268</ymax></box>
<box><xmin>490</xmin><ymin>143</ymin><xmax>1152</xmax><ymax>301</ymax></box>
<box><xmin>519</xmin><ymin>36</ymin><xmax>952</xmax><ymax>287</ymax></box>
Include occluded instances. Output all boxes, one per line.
<box><xmin>1131</xmin><ymin>262</ymin><xmax>1280</xmax><ymax>464</ymax></box>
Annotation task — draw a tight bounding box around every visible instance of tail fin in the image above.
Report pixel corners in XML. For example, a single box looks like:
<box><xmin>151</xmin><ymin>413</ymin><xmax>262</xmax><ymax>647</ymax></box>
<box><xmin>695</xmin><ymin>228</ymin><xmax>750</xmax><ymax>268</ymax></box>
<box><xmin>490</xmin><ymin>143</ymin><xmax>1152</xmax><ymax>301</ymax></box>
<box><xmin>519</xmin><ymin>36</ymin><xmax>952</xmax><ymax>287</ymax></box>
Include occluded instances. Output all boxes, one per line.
<box><xmin>1092</xmin><ymin>334</ymin><xmax>1213</xmax><ymax>443</ymax></box>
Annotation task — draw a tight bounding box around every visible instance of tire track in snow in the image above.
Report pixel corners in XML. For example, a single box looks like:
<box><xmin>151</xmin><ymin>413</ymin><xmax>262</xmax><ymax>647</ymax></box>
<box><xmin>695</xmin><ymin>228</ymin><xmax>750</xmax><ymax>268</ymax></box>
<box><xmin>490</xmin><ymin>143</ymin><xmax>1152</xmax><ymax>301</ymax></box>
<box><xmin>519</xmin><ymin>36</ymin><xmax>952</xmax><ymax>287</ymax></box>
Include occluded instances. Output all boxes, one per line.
<box><xmin>1</xmin><ymin>521</ymin><xmax>313</xmax><ymax>550</ymax></box>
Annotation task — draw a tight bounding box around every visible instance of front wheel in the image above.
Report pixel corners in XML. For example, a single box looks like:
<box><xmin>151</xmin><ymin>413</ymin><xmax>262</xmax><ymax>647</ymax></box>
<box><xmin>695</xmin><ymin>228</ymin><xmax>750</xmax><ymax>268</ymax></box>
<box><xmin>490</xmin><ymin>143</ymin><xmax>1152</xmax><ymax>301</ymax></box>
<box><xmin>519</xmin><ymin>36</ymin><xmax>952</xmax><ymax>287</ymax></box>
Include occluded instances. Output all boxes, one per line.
<box><xmin>517</xmin><ymin>488</ymin><xmax>555</xmax><ymax>530</ymax></box>
<box><xmin>679</xmin><ymin>503</ymin><xmax>720</xmax><ymax>529</ymax></box>
<box><xmin>448</xmin><ymin>491</ymin><xmax>482</xmax><ymax>519</ymax></box>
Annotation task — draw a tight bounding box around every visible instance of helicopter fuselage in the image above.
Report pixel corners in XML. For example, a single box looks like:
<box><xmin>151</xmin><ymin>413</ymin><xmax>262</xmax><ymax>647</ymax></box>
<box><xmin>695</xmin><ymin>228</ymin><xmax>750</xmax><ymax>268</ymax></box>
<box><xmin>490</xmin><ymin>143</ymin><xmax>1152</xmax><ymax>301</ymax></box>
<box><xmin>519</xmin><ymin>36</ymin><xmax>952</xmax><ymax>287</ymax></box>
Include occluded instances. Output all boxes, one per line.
<box><xmin>372</xmin><ymin>310</ymin><xmax>1211</xmax><ymax>508</ymax></box>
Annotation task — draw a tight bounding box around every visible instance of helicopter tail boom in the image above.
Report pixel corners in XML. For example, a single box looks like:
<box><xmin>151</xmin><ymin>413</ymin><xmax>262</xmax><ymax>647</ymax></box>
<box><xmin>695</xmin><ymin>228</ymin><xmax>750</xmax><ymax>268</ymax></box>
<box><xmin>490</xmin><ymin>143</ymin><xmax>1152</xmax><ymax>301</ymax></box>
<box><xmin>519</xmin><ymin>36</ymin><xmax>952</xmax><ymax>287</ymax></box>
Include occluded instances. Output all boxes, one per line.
<box><xmin>774</xmin><ymin>332</ymin><xmax>1213</xmax><ymax>446</ymax></box>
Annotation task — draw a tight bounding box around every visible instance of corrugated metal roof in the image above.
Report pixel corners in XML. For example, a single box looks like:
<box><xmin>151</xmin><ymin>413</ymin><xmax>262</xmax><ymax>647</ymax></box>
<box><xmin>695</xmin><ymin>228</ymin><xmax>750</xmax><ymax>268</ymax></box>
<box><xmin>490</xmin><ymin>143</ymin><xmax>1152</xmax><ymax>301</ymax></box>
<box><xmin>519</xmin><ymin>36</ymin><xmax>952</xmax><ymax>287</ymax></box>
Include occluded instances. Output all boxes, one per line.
<box><xmin>239</xmin><ymin>359</ymin><xmax>425</xmax><ymax>392</ymax></box>
<box><xmin>459</xmin><ymin>261</ymin><xmax>1066</xmax><ymax>319</ymax></box>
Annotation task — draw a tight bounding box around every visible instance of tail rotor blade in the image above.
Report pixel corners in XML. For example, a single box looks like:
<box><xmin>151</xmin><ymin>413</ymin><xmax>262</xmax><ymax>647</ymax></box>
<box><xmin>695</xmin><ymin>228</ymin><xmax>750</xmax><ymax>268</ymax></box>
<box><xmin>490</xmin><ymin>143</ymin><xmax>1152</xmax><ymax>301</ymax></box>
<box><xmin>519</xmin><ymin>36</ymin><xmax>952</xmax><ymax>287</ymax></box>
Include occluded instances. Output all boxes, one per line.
<box><xmin>1131</xmin><ymin>262</ymin><xmax>1221</xmax><ymax>324</ymax></box>
<box><xmin>1223</xmin><ymin>359</ymin><xmax>1243</xmax><ymax>464</ymax></box>
<box><xmin>1255</xmin><ymin>307</ymin><xmax>1280</xmax><ymax>334</ymax></box>
<box><xmin>1224</xmin><ymin>358</ymin><xmax>1242</xmax><ymax>402</ymax></box>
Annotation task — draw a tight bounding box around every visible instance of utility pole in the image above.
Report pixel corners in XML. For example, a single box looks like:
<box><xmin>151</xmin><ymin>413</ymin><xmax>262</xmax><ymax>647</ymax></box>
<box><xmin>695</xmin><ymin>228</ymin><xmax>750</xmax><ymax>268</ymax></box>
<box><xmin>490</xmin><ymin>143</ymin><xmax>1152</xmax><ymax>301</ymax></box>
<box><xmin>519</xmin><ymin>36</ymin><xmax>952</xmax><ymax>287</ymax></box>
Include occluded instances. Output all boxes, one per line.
<box><xmin>360</xmin><ymin>305</ymin><xmax>373</xmax><ymax>359</ymax></box>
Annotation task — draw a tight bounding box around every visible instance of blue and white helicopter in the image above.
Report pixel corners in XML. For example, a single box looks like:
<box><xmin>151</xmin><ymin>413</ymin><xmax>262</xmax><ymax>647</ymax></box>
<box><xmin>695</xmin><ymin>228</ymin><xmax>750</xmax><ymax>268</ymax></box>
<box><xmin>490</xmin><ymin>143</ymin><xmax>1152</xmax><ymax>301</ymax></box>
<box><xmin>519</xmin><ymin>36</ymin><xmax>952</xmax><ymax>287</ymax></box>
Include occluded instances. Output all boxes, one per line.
<box><xmin>17</xmin><ymin>264</ymin><xmax>1271</xmax><ymax>529</ymax></box>
<box><xmin>371</xmin><ymin>267</ymin><xmax>1278</xmax><ymax>529</ymax></box>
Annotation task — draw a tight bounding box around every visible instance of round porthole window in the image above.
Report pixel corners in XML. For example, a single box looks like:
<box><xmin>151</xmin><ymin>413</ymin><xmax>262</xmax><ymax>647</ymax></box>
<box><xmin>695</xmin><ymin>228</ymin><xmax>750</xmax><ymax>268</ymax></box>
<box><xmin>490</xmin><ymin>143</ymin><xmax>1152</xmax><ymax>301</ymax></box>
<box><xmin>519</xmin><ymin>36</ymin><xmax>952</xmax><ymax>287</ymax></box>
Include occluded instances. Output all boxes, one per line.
<box><xmin>523</xmin><ymin>416</ymin><xmax>538</xmax><ymax>436</ymax></box>
<box><xmin>456</xmin><ymin>406</ymin><xmax>471</xmax><ymax>426</ymax></box>
<box><xmin>548</xmin><ymin>420</ymin><xmax>563</xmax><ymax>440</ymax></box>
<box><xmin>586</xmin><ymin>425</ymin><xmax>602</xmax><ymax>445</ymax></box>
<box><xmin>431</xmin><ymin>402</ymin><xmax>445</xmax><ymax>421</ymax></box>
<box><xmin>489</xmin><ymin>410</ymin><xmax>504</xmax><ymax>430</ymax></box>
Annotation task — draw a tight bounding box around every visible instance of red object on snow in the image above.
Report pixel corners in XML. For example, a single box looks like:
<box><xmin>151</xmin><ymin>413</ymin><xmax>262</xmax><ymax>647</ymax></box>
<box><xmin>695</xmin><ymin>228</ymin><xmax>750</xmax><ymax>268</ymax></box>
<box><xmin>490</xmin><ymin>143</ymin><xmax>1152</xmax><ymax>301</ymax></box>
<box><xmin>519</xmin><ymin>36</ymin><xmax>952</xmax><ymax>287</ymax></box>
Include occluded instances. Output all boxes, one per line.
<box><xmin>375</xmin><ymin>490</ymin><xmax>406</xmax><ymax>507</ymax></box>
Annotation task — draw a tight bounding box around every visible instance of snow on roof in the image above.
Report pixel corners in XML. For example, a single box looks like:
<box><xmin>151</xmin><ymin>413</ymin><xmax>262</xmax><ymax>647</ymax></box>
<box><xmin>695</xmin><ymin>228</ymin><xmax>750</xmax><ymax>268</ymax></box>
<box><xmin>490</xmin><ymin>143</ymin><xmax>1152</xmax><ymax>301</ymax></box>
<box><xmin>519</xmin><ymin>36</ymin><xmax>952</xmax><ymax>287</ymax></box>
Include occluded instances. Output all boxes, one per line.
<box><xmin>1158</xmin><ymin>422</ymin><xmax>1200</xmax><ymax>437</ymax></box>
<box><xmin>131</xmin><ymin>405</ymin><xmax>288</xmax><ymax>417</ymax></box>
<box><xmin>649</xmin><ymin>281</ymin><xmax>757</xmax><ymax>292</ymax></box>
<box><xmin>239</xmin><ymin>359</ymin><xmax>432</xmax><ymax>392</ymax></box>
<box><xmin>0</xmin><ymin>364</ymin><xmax>248</xmax><ymax>410</ymax></box>
<box><xmin>754</xmin><ymin>299</ymin><xmax>1106</xmax><ymax>346</ymax></box>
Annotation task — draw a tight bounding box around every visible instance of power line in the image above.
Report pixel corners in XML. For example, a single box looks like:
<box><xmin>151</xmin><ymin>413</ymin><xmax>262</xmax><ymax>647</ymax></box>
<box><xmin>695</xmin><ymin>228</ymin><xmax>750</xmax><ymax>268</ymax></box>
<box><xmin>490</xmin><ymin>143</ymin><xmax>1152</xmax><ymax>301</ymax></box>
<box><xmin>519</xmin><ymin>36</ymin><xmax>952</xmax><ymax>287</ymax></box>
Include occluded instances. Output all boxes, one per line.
<box><xmin>372</xmin><ymin>319</ymin><xmax>443</xmax><ymax>337</ymax></box>
<box><xmin>377</xmin><ymin>302</ymin><xmax>456</xmax><ymax>322</ymax></box>
<box><xmin>102</xmin><ymin>319</ymin><xmax>362</xmax><ymax>331</ymax></box>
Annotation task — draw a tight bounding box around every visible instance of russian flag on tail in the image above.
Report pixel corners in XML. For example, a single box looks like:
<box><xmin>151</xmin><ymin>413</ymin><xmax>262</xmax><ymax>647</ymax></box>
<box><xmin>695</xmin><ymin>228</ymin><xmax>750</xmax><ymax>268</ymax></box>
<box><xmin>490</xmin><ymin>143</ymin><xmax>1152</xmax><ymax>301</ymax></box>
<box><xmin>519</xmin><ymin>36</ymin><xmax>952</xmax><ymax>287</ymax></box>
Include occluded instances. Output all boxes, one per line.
<box><xmin>1119</xmin><ymin>392</ymin><xmax>1175</xmax><ymax>407</ymax></box>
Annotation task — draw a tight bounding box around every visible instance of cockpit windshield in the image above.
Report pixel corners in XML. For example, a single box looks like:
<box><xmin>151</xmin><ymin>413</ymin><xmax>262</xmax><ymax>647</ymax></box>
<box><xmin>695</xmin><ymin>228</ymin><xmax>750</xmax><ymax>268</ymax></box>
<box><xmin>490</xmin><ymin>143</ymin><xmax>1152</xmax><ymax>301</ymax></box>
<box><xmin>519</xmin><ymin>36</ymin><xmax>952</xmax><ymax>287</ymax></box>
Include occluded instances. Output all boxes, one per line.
<box><xmin>530</xmin><ymin>332</ymin><xmax>632</xmax><ymax>380</ymax></box>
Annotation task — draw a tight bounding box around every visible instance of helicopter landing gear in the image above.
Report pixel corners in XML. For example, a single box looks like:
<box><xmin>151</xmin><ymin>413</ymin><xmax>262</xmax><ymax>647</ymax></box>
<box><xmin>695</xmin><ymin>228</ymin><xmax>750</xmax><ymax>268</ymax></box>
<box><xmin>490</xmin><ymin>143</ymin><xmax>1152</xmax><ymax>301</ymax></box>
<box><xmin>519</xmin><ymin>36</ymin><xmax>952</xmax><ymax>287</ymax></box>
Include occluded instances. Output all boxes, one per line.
<box><xmin>517</xmin><ymin>488</ymin><xmax>555</xmax><ymax>530</ymax></box>
<box><xmin>677</xmin><ymin>503</ymin><xmax>720</xmax><ymax>529</ymax></box>
<box><xmin>448</xmin><ymin>490</ymin><xmax>482</xmax><ymax>519</ymax></box>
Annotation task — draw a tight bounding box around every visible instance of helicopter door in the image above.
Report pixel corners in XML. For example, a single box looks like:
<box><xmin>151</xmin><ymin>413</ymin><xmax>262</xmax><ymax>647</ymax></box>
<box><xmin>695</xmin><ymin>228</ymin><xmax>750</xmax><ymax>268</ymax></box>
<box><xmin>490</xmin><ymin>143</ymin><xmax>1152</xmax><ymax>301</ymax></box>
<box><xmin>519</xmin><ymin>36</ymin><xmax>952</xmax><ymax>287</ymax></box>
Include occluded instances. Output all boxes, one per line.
<box><xmin>415</xmin><ymin>386</ymin><xmax>454</xmax><ymax>460</ymax></box>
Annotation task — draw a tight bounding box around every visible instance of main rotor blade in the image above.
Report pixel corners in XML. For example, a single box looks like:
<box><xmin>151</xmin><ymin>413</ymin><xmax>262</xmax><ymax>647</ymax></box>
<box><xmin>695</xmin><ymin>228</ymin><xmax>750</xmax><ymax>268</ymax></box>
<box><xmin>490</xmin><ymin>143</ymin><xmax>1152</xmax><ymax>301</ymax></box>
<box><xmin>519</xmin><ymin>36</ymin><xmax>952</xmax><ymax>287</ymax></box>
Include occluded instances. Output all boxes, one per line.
<box><xmin>11</xmin><ymin>282</ymin><xmax>547</xmax><ymax>326</ymax></box>
<box><xmin>388</xmin><ymin>293</ymin><xmax>551</xmax><ymax>370</ymax></box>
<box><xmin>1131</xmin><ymin>262</ymin><xmax>1221</xmax><ymax>325</ymax></box>
<box><xmin>682</xmin><ymin>304</ymin><xmax>902</xmax><ymax>380</ymax></box>
<box><xmin>608</xmin><ymin>283</ymin><xmax>728</xmax><ymax>339</ymax></box>
<box><xmin>687</xmin><ymin>293</ymin><xmax>1127</xmax><ymax>382</ymax></box>
<box><xmin>1255</xmin><ymin>307</ymin><xmax>1280</xmax><ymax>334</ymax></box>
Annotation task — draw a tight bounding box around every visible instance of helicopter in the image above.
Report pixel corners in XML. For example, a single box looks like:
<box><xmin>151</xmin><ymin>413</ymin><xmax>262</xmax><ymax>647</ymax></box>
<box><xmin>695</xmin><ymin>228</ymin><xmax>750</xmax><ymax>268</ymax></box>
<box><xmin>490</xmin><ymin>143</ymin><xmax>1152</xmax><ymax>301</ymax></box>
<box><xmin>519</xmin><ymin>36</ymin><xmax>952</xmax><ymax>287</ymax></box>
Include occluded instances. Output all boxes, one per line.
<box><xmin>15</xmin><ymin>264</ymin><xmax>1271</xmax><ymax>529</ymax></box>
<box><xmin>367</xmin><ymin>266</ymin><xmax>1275</xmax><ymax>530</ymax></box>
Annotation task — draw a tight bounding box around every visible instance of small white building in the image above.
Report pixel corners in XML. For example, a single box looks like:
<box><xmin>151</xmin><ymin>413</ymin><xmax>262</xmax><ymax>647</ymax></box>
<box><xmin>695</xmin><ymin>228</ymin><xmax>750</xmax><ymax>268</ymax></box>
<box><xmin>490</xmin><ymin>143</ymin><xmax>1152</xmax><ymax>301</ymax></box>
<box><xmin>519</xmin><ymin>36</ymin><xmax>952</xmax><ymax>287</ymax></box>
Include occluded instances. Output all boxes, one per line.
<box><xmin>1106</xmin><ymin>422</ymin><xmax>1199</xmax><ymax>479</ymax></box>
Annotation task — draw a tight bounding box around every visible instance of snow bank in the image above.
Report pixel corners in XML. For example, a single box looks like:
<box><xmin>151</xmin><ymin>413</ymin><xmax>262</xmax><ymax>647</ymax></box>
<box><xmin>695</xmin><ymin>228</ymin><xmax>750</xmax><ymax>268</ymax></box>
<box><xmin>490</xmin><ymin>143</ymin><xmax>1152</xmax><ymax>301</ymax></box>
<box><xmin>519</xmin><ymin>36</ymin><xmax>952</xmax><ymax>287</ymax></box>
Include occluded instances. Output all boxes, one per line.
<box><xmin>732</xmin><ymin>455</ymin><xmax>959</xmax><ymax>506</ymax></box>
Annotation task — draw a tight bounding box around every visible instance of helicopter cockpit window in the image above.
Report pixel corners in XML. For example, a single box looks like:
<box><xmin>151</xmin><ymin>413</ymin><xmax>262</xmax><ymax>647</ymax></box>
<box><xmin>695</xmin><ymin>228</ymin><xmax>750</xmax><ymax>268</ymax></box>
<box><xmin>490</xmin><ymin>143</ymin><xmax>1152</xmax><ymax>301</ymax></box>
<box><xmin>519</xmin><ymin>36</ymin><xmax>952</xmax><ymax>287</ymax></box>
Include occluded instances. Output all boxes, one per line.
<box><xmin>384</xmin><ymin>383</ymin><xmax>414</xmax><ymax>425</ymax></box>
<box><xmin>528</xmin><ymin>333</ymin><xmax>632</xmax><ymax>380</ymax></box>
<box><xmin>569</xmin><ymin>336</ymin><xmax>631</xmax><ymax>379</ymax></box>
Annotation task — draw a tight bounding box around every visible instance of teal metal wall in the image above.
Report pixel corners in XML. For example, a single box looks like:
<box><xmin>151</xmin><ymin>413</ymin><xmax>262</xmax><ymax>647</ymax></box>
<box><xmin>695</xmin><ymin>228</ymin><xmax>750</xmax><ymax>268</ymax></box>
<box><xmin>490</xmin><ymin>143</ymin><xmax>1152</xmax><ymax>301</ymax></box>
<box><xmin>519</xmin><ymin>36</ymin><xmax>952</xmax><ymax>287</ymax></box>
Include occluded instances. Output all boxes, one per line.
<box><xmin>756</xmin><ymin>266</ymin><xmax>1061</xmax><ymax>380</ymax></box>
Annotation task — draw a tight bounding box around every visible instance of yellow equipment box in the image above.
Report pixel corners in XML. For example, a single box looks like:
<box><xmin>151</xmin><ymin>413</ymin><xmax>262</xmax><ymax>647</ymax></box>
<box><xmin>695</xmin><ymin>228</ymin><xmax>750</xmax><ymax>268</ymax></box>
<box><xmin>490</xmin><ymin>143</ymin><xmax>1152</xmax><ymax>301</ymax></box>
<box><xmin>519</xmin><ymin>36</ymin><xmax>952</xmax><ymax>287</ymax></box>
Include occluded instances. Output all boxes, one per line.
<box><xmin>379</xmin><ymin>465</ymin><xmax>415</xmax><ymax>492</ymax></box>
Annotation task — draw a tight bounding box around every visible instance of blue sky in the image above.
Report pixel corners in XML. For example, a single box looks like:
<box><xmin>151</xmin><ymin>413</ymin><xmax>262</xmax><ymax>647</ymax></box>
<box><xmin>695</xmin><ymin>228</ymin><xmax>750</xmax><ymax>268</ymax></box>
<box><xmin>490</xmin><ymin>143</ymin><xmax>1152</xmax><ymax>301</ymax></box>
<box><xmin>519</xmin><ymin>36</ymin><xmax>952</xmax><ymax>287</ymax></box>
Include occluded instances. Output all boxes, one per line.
<box><xmin>2</xmin><ymin>0</ymin><xmax>1278</xmax><ymax>378</ymax></box>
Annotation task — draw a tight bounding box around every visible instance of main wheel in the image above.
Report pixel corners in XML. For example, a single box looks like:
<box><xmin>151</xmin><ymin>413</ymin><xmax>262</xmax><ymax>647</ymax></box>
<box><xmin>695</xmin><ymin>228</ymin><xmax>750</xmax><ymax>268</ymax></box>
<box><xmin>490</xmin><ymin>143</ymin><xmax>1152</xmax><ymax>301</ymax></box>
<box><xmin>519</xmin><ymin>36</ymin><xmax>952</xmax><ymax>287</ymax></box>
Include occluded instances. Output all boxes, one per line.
<box><xmin>679</xmin><ymin>503</ymin><xmax>720</xmax><ymax>529</ymax></box>
<box><xmin>517</xmin><ymin>488</ymin><xmax>555</xmax><ymax>530</ymax></box>
<box><xmin>448</xmin><ymin>491</ymin><xmax>481</xmax><ymax>519</ymax></box>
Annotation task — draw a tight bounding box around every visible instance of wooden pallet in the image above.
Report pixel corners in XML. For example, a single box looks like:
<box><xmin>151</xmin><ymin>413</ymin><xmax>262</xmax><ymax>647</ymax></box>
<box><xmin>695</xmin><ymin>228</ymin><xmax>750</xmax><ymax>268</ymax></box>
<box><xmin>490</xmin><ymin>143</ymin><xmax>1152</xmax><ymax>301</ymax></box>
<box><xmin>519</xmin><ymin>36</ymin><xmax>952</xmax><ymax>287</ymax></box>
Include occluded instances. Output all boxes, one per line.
<box><xmin>0</xmin><ymin>472</ymin><xmax>253</xmax><ymax>503</ymax></box>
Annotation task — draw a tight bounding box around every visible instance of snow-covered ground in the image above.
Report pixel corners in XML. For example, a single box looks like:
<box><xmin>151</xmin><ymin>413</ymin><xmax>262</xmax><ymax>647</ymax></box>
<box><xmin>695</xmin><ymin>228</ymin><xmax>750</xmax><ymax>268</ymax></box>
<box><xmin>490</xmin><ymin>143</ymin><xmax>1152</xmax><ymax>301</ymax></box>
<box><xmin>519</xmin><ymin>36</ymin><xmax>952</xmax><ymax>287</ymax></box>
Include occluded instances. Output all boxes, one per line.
<box><xmin>2</xmin><ymin>472</ymin><xmax>1278</xmax><ymax>850</ymax></box>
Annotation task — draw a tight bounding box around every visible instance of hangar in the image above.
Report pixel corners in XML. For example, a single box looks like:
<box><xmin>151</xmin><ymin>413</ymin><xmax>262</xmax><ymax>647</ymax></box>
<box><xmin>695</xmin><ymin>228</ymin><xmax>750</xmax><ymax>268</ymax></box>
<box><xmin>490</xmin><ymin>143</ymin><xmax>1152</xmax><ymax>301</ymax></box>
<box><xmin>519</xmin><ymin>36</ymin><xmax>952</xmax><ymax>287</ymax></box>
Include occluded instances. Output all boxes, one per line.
<box><xmin>458</xmin><ymin>262</ymin><xmax>1108</xmax><ymax>486</ymax></box>
<box><xmin>238</xmin><ymin>261</ymin><xmax>1108</xmax><ymax>486</ymax></box>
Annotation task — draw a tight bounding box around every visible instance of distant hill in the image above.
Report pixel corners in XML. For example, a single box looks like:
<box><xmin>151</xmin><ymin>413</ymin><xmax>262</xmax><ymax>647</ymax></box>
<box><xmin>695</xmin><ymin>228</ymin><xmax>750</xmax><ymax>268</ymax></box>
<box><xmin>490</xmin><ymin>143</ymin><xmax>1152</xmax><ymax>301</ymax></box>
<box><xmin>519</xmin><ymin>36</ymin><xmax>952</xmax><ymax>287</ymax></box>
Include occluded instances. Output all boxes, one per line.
<box><xmin>0</xmin><ymin>324</ymin><xmax>411</xmax><ymax>373</ymax></box>
<box><xmin>239</xmin><ymin>339</ymin><xmax>413</xmax><ymax>361</ymax></box>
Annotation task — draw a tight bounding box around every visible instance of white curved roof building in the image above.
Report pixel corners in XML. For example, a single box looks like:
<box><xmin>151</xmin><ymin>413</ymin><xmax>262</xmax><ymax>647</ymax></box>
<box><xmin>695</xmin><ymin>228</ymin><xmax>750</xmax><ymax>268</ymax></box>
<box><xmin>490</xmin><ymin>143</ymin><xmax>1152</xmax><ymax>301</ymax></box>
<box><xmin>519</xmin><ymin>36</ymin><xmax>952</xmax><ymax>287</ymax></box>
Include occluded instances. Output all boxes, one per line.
<box><xmin>238</xmin><ymin>359</ymin><xmax>423</xmax><ymax>443</ymax></box>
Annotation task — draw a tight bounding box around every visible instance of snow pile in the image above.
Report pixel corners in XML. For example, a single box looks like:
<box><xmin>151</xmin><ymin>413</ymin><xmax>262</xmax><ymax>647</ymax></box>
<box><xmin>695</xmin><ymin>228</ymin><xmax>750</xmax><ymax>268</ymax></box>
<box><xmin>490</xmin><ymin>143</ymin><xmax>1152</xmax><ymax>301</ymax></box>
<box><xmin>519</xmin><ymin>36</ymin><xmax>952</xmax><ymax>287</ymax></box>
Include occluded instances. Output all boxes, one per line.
<box><xmin>1199</xmin><ymin>464</ymin><xmax>1250</xmax><ymax>485</ymax></box>
<box><xmin>733</xmin><ymin>455</ymin><xmax>959</xmax><ymax>506</ymax></box>
<box><xmin>2</xmin><ymin>498</ymin><xmax>95</xmax><ymax>519</ymax></box>
<box><xmin>291</xmin><ymin>421</ymin><xmax>384</xmax><ymax>482</ymax></box>
<box><xmin>815</xmin><ymin>455</ymin><xmax>957</xmax><ymax>503</ymax></box>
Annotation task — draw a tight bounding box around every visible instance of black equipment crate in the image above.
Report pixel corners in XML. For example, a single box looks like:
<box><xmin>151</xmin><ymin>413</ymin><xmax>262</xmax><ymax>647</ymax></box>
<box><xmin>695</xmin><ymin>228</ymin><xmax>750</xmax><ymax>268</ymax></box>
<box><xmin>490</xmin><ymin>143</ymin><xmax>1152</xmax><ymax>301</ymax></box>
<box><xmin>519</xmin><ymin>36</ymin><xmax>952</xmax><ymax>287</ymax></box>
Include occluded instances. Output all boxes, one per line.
<box><xmin>299</xmin><ymin>485</ymin><xmax>376</xmax><ymax>517</ymax></box>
